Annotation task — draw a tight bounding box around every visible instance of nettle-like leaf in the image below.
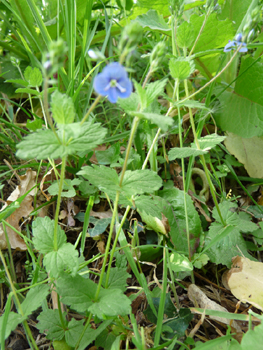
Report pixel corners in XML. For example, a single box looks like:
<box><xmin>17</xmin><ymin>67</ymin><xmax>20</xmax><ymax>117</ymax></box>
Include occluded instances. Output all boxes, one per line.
<box><xmin>32</xmin><ymin>217</ymin><xmax>66</xmax><ymax>253</ymax></box>
<box><xmin>102</xmin><ymin>267</ymin><xmax>131</xmax><ymax>292</ymax></box>
<box><xmin>169</xmin><ymin>57</ymin><xmax>195</xmax><ymax>80</ymax></box>
<box><xmin>78</xmin><ymin>166</ymin><xmax>162</xmax><ymax>199</ymax></box>
<box><xmin>51</xmin><ymin>90</ymin><xmax>75</xmax><ymax>124</ymax></box>
<box><xmin>145</xmin><ymin>79</ymin><xmax>167</xmax><ymax>106</ymax></box>
<box><xmin>24</xmin><ymin>66</ymin><xmax>43</xmax><ymax>87</ymax></box>
<box><xmin>205</xmin><ymin>201</ymin><xmax>257</xmax><ymax>267</ymax></box>
<box><xmin>135</xmin><ymin>9</ymin><xmax>171</xmax><ymax>31</ymax></box>
<box><xmin>216</xmin><ymin>58</ymin><xmax>263</xmax><ymax>138</ymax></box>
<box><xmin>37</xmin><ymin>309</ymin><xmax>67</xmax><ymax>340</ymax></box>
<box><xmin>16</xmin><ymin>121</ymin><xmax>107</xmax><ymax>160</ymax></box>
<box><xmin>177</xmin><ymin>21</ymin><xmax>195</xmax><ymax>49</ymax></box>
<box><xmin>118</xmin><ymin>93</ymin><xmax>139</xmax><ymax>113</ymax></box>
<box><xmin>134</xmin><ymin>80</ymin><xmax>148</xmax><ymax>110</ymax></box>
<box><xmin>48</xmin><ymin>178</ymin><xmax>81</xmax><ymax>198</ymax></box>
<box><xmin>89</xmin><ymin>288</ymin><xmax>131</xmax><ymax>319</ymax></box>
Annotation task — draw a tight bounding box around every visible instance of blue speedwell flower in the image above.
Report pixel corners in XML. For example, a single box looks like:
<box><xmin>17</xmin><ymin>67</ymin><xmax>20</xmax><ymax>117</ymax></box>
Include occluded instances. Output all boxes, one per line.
<box><xmin>94</xmin><ymin>62</ymin><xmax>132</xmax><ymax>103</ymax></box>
<box><xmin>224</xmin><ymin>33</ymin><xmax>248</xmax><ymax>53</ymax></box>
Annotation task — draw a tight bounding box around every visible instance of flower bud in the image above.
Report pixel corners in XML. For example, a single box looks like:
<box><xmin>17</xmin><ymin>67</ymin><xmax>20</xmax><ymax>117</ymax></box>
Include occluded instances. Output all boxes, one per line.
<box><xmin>150</xmin><ymin>42</ymin><xmax>166</xmax><ymax>71</ymax></box>
<box><xmin>235</xmin><ymin>33</ymin><xmax>243</xmax><ymax>42</ymax></box>
<box><xmin>87</xmin><ymin>49</ymin><xmax>105</xmax><ymax>61</ymax></box>
<box><xmin>118</xmin><ymin>21</ymin><xmax>143</xmax><ymax>53</ymax></box>
<box><xmin>247</xmin><ymin>29</ymin><xmax>256</xmax><ymax>42</ymax></box>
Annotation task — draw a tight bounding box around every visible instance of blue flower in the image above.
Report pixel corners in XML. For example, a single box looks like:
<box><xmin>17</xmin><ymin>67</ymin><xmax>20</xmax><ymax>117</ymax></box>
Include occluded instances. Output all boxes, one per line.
<box><xmin>94</xmin><ymin>62</ymin><xmax>132</xmax><ymax>103</ymax></box>
<box><xmin>224</xmin><ymin>33</ymin><xmax>248</xmax><ymax>53</ymax></box>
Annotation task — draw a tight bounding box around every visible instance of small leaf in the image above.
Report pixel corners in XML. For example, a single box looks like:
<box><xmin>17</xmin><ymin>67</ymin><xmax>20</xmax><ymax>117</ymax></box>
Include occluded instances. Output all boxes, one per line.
<box><xmin>169</xmin><ymin>252</ymin><xmax>193</xmax><ymax>272</ymax></box>
<box><xmin>0</xmin><ymin>312</ymin><xmax>25</xmax><ymax>340</ymax></box>
<box><xmin>24</xmin><ymin>66</ymin><xmax>43</xmax><ymax>86</ymax></box>
<box><xmin>102</xmin><ymin>267</ymin><xmax>131</xmax><ymax>292</ymax></box>
<box><xmin>6</xmin><ymin>79</ymin><xmax>29</xmax><ymax>87</ymax></box>
<box><xmin>32</xmin><ymin>217</ymin><xmax>66</xmax><ymax>254</ymax></box>
<box><xmin>44</xmin><ymin>243</ymin><xmax>79</xmax><ymax>278</ymax></box>
<box><xmin>95</xmin><ymin>143</ymin><xmax>120</xmax><ymax>165</ymax></box>
<box><xmin>21</xmin><ymin>285</ymin><xmax>50</xmax><ymax>316</ymax></box>
<box><xmin>169</xmin><ymin>57</ymin><xmax>195</xmax><ymax>80</ymax></box>
<box><xmin>89</xmin><ymin>217</ymin><xmax>112</xmax><ymax>237</ymax></box>
<box><xmin>129</xmin><ymin>111</ymin><xmax>173</xmax><ymax>131</ymax></box>
<box><xmin>26</xmin><ymin>119</ymin><xmax>43</xmax><ymax>131</ymax></box>
<box><xmin>145</xmin><ymin>79</ymin><xmax>167</xmax><ymax>106</ymax></box>
<box><xmin>51</xmin><ymin>91</ymin><xmax>75</xmax><ymax>125</ymax></box>
<box><xmin>122</xmin><ymin>169</ymin><xmax>162</xmax><ymax>197</ymax></box>
<box><xmin>48</xmin><ymin>178</ymin><xmax>81</xmax><ymax>198</ymax></box>
<box><xmin>168</xmin><ymin>147</ymin><xmax>207</xmax><ymax>160</ymax></box>
<box><xmin>134</xmin><ymin>80</ymin><xmax>148</xmax><ymax>110</ymax></box>
<box><xmin>15</xmin><ymin>87</ymin><xmax>40</xmax><ymax>96</ymax></box>
<box><xmin>37</xmin><ymin>309</ymin><xmax>67</xmax><ymax>340</ymax></box>
<box><xmin>118</xmin><ymin>93</ymin><xmax>139</xmax><ymax>113</ymax></box>
<box><xmin>136</xmin><ymin>9</ymin><xmax>170</xmax><ymax>31</ymax></box>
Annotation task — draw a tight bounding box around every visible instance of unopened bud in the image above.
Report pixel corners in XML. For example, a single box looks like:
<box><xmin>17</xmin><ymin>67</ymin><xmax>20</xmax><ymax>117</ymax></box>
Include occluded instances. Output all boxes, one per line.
<box><xmin>150</xmin><ymin>42</ymin><xmax>166</xmax><ymax>71</ymax></box>
<box><xmin>118</xmin><ymin>21</ymin><xmax>143</xmax><ymax>52</ymax></box>
<box><xmin>235</xmin><ymin>33</ymin><xmax>243</xmax><ymax>42</ymax></box>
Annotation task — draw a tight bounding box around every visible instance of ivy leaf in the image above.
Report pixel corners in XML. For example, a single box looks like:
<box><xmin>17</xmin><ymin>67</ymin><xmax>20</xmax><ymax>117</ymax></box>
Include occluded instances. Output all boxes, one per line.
<box><xmin>136</xmin><ymin>9</ymin><xmax>170</xmax><ymax>31</ymax></box>
<box><xmin>51</xmin><ymin>91</ymin><xmax>75</xmax><ymax>125</ymax></box>
<box><xmin>32</xmin><ymin>217</ymin><xmax>66</xmax><ymax>254</ymax></box>
<box><xmin>102</xmin><ymin>267</ymin><xmax>131</xmax><ymax>292</ymax></box>
<box><xmin>89</xmin><ymin>289</ymin><xmax>131</xmax><ymax>319</ymax></box>
<box><xmin>169</xmin><ymin>57</ymin><xmax>195</xmax><ymax>80</ymax></box>
<box><xmin>21</xmin><ymin>285</ymin><xmax>50</xmax><ymax>316</ymax></box>
<box><xmin>56</xmin><ymin>274</ymin><xmax>97</xmax><ymax>313</ymax></box>
<box><xmin>16</xmin><ymin>121</ymin><xmax>107</xmax><ymax>160</ymax></box>
<box><xmin>43</xmin><ymin>243</ymin><xmax>79</xmax><ymax>278</ymax></box>
<box><xmin>37</xmin><ymin>309</ymin><xmax>67</xmax><ymax>340</ymax></box>
<box><xmin>24</xmin><ymin>66</ymin><xmax>43</xmax><ymax>86</ymax></box>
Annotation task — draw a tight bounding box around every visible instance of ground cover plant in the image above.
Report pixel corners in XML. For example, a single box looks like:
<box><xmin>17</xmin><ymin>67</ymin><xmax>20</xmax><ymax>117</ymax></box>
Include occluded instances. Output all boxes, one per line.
<box><xmin>1</xmin><ymin>0</ymin><xmax>263</xmax><ymax>349</ymax></box>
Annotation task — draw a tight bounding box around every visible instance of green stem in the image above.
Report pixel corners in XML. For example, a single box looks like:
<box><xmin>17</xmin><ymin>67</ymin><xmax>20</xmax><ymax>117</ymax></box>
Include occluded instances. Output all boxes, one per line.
<box><xmin>80</xmin><ymin>94</ymin><xmax>102</xmax><ymax>125</ymax></box>
<box><xmin>53</xmin><ymin>156</ymin><xmax>67</xmax><ymax>251</ymax></box>
<box><xmin>74</xmin><ymin>313</ymin><xmax>93</xmax><ymax>350</ymax></box>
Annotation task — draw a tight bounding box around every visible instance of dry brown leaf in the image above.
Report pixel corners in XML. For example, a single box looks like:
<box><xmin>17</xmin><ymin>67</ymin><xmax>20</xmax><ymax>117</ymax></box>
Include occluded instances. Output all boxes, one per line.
<box><xmin>222</xmin><ymin>256</ymin><xmax>263</xmax><ymax>311</ymax></box>
<box><xmin>188</xmin><ymin>284</ymin><xmax>241</xmax><ymax>331</ymax></box>
<box><xmin>0</xmin><ymin>169</ymin><xmax>37</xmax><ymax>250</ymax></box>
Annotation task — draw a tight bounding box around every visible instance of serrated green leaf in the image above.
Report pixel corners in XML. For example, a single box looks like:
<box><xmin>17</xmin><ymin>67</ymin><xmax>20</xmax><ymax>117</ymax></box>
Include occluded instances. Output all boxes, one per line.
<box><xmin>122</xmin><ymin>169</ymin><xmax>162</xmax><ymax>197</ymax></box>
<box><xmin>118</xmin><ymin>93</ymin><xmax>139</xmax><ymax>113</ymax></box>
<box><xmin>37</xmin><ymin>309</ymin><xmax>67</xmax><ymax>340</ymax></box>
<box><xmin>129</xmin><ymin>111</ymin><xmax>173</xmax><ymax>131</ymax></box>
<box><xmin>51</xmin><ymin>91</ymin><xmax>75</xmax><ymax>124</ymax></box>
<box><xmin>135</xmin><ymin>195</ymin><xmax>163</xmax><ymax>219</ymax></box>
<box><xmin>48</xmin><ymin>178</ymin><xmax>81</xmax><ymax>198</ymax></box>
<box><xmin>198</xmin><ymin>134</ymin><xmax>226</xmax><ymax>150</ymax></box>
<box><xmin>24</xmin><ymin>66</ymin><xmax>43</xmax><ymax>86</ymax></box>
<box><xmin>0</xmin><ymin>312</ymin><xmax>25</xmax><ymax>340</ymax></box>
<box><xmin>169</xmin><ymin>57</ymin><xmax>195</xmax><ymax>80</ymax></box>
<box><xmin>136</xmin><ymin>9</ymin><xmax>170</xmax><ymax>31</ymax></box>
<box><xmin>89</xmin><ymin>289</ymin><xmax>131</xmax><ymax>318</ymax></box>
<box><xmin>32</xmin><ymin>217</ymin><xmax>66</xmax><ymax>254</ymax></box>
<box><xmin>16</xmin><ymin>121</ymin><xmax>107</xmax><ymax>160</ymax></box>
<box><xmin>146</xmin><ymin>79</ymin><xmax>167</xmax><ymax>106</ymax></box>
<box><xmin>44</xmin><ymin>243</ymin><xmax>79</xmax><ymax>277</ymax></box>
<box><xmin>95</xmin><ymin>143</ymin><xmax>120</xmax><ymax>165</ymax></box>
<box><xmin>177</xmin><ymin>21</ymin><xmax>194</xmax><ymax>49</ymax></box>
<box><xmin>78</xmin><ymin>165</ymin><xmax>120</xmax><ymax>194</ymax></box>
<box><xmin>57</xmin><ymin>274</ymin><xmax>97</xmax><ymax>312</ymax></box>
<box><xmin>102</xmin><ymin>267</ymin><xmax>130</xmax><ymax>292</ymax></box>
<box><xmin>134</xmin><ymin>80</ymin><xmax>148</xmax><ymax>110</ymax></box>
<box><xmin>21</xmin><ymin>285</ymin><xmax>50</xmax><ymax>316</ymax></box>
<box><xmin>15</xmin><ymin>87</ymin><xmax>40</xmax><ymax>96</ymax></box>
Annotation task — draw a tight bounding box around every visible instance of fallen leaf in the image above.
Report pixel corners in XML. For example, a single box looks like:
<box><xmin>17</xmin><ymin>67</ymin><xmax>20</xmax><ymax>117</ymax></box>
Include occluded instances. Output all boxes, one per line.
<box><xmin>222</xmin><ymin>256</ymin><xmax>263</xmax><ymax>311</ymax></box>
<box><xmin>188</xmin><ymin>284</ymin><xmax>241</xmax><ymax>331</ymax></box>
<box><xmin>0</xmin><ymin>169</ymin><xmax>37</xmax><ymax>250</ymax></box>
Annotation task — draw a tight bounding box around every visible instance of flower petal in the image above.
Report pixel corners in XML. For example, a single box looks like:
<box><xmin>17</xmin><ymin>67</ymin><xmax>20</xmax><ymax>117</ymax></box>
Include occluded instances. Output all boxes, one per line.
<box><xmin>117</xmin><ymin>78</ymin><xmax>133</xmax><ymax>99</ymax></box>
<box><xmin>93</xmin><ymin>73</ymin><xmax>110</xmax><ymax>96</ymax></box>
<box><xmin>224</xmin><ymin>40</ymin><xmax>236</xmax><ymax>52</ymax></box>
<box><xmin>102</xmin><ymin>62</ymin><xmax>129</xmax><ymax>81</ymax></box>
<box><xmin>107</xmin><ymin>87</ymin><xmax>119</xmax><ymax>103</ymax></box>
<box><xmin>239</xmin><ymin>45</ymin><xmax>248</xmax><ymax>53</ymax></box>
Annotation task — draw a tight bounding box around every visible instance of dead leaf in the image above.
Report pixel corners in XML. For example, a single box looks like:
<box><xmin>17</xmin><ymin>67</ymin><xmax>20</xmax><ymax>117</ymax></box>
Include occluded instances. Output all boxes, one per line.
<box><xmin>222</xmin><ymin>256</ymin><xmax>263</xmax><ymax>311</ymax></box>
<box><xmin>97</xmin><ymin>240</ymin><xmax>105</xmax><ymax>254</ymax></box>
<box><xmin>0</xmin><ymin>169</ymin><xmax>37</xmax><ymax>250</ymax></box>
<box><xmin>188</xmin><ymin>284</ymin><xmax>242</xmax><ymax>331</ymax></box>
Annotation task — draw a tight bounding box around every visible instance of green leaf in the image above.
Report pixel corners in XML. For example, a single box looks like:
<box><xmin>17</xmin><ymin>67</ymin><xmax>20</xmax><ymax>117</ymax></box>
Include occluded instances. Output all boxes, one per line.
<box><xmin>145</xmin><ymin>79</ymin><xmax>167</xmax><ymax>106</ymax></box>
<box><xmin>169</xmin><ymin>57</ymin><xmax>195</xmax><ymax>80</ymax></box>
<box><xmin>56</xmin><ymin>274</ymin><xmax>97</xmax><ymax>313</ymax></box>
<box><xmin>32</xmin><ymin>217</ymin><xmax>66</xmax><ymax>253</ymax></box>
<box><xmin>26</xmin><ymin>119</ymin><xmax>43</xmax><ymax>131</ymax></box>
<box><xmin>219</xmin><ymin>0</ymin><xmax>254</xmax><ymax>31</ymax></box>
<box><xmin>134</xmin><ymin>80</ymin><xmax>148</xmax><ymax>110</ymax></box>
<box><xmin>95</xmin><ymin>143</ymin><xmax>120</xmax><ymax>165</ymax></box>
<box><xmin>78</xmin><ymin>165</ymin><xmax>120</xmax><ymax>194</ymax></box>
<box><xmin>135</xmin><ymin>195</ymin><xmax>163</xmax><ymax>219</ymax></box>
<box><xmin>37</xmin><ymin>309</ymin><xmax>67</xmax><ymax>340</ymax></box>
<box><xmin>43</xmin><ymin>243</ymin><xmax>79</xmax><ymax>277</ymax></box>
<box><xmin>169</xmin><ymin>252</ymin><xmax>193</xmax><ymax>273</ymax></box>
<box><xmin>24</xmin><ymin>66</ymin><xmax>43</xmax><ymax>87</ymax></box>
<box><xmin>5</xmin><ymin>79</ymin><xmax>29</xmax><ymax>87</ymax></box>
<box><xmin>241</xmin><ymin>314</ymin><xmax>263</xmax><ymax>349</ymax></box>
<box><xmin>21</xmin><ymin>285</ymin><xmax>50</xmax><ymax>316</ymax></box>
<box><xmin>89</xmin><ymin>289</ymin><xmax>131</xmax><ymax>319</ymax></box>
<box><xmin>88</xmin><ymin>217</ymin><xmax>111</xmax><ymax>237</ymax></box>
<box><xmin>15</xmin><ymin>87</ymin><xmax>40</xmax><ymax>96</ymax></box>
<box><xmin>0</xmin><ymin>312</ymin><xmax>25</xmax><ymax>340</ymax></box>
<box><xmin>198</xmin><ymin>134</ymin><xmax>226</xmax><ymax>150</ymax></box>
<box><xmin>16</xmin><ymin>121</ymin><xmax>107</xmax><ymax>160</ymax></box>
<box><xmin>102</xmin><ymin>267</ymin><xmax>131</xmax><ymax>292</ymax></box>
<box><xmin>168</xmin><ymin>147</ymin><xmax>207</xmax><ymax>160</ymax></box>
<box><xmin>118</xmin><ymin>93</ymin><xmax>139</xmax><ymax>113</ymax></box>
<box><xmin>48</xmin><ymin>178</ymin><xmax>81</xmax><ymax>198</ymax></box>
<box><xmin>129</xmin><ymin>111</ymin><xmax>173</xmax><ymax>131</ymax></box>
<box><xmin>122</xmin><ymin>169</ymin><xmax>162</xmax><ymax>197</ymax></box>
<box><xmin>177</xmin><ymin>21</ymin><xmax>195</xmax><ymax>49</ymax></box>
<box><xmin>224</xmin><ymin>133</ymin><xmax>263</xmax><ymax>178</ymax></box>
<box><xmin>51</xmin><ymin>91</ymin><xmax>75</xmax><ymax>125</ymax></box>
<box><xmin>136</xmin><ymin>9</ymin><xmax>170</xmax><ymax>31</ymax></box>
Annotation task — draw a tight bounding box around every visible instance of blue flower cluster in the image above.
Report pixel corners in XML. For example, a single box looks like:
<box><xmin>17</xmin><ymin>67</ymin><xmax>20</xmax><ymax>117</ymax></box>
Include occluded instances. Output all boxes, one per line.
<box><xmin>224</xmin><ymin>33</ymin><xmax>248</xmax><ymax>53</ymax></box>
<box><xmin>94</xmin><ymin>62</ymin><xmax>132</xmax><ymax>103</ymax></box>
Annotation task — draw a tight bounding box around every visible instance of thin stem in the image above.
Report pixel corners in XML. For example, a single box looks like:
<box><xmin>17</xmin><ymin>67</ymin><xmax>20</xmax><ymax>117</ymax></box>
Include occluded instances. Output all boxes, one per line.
<box><xmin>80</xmin><ymin>94</ymin><xmax>102</xmax><ymax>125</ymax></box>
<box><xmin>53</xmin><ymin>156</ymin><xmax>67</xmax><ymax>251</ymax></box>
<box><xmin>189</xmin><ymin>12</ymin><xmax>209</xmax><ymax>56</ymax></box>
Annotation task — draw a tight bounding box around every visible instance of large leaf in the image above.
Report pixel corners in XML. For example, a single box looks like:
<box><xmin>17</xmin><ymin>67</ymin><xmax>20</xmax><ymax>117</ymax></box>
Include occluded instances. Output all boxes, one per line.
<box><xmin>135</xmin><ymin>9</ymin><xmax>170</xmax><ymax>31</ymax></box>
<box><xmin>37</xmin><ymin>309</ymin><xmax>67</xmax><ymax>340</ymax></box>
<box><xmin>215</xmin><ymin>58</ymin><xmax>263</xmax><ymax>138</ymax></box>
<box><xmin>122</xmin><ymin>169</ymin><xmax>162</xmax><ymax>197</ymax></box>
<box><xmin>16</xmin><ymin>121</ymin><xmax>106</xmax><ymax>160</ymax></box>
<box><xmin>224</xmin><ymin>133</ymin><xmax>263</xmax><ymax>178</ymax></box>
<box><xmin>51</xmin><ymin>91</ymin><xmax>75</xmax><ymax>124</ymax></box>
<box><xmin>21</xmin><ymin>285</ymin><xmax>50</xmax><ymax>316</ymax></box>
<box><xmin>102</xmin><ymin>267</ymin><xmax>131</xmax><ymax>292</ymax></box>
